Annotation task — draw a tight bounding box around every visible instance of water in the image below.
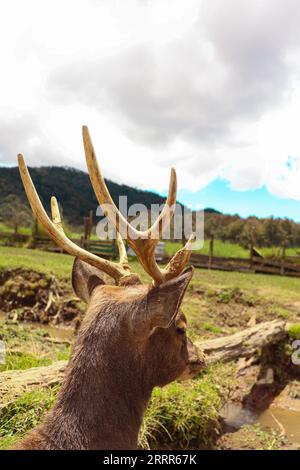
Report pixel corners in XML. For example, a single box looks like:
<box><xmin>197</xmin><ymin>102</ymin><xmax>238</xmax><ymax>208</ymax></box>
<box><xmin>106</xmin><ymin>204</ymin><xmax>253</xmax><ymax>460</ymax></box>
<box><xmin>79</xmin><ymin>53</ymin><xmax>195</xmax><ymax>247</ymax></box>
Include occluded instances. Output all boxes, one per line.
<box><xmin>221</xmin><ymin>402</ymin><xmax>300</xmax><ymax>445</ymax></box>
<box><xmin>0</xmin><ymin>311</ymin><xmax>74</xmax><ymax>342</ymax></box>
<box><xmin>260</xmin><ymin>407</ymin><xmax>300</xmax><ymax>444</ymax></box>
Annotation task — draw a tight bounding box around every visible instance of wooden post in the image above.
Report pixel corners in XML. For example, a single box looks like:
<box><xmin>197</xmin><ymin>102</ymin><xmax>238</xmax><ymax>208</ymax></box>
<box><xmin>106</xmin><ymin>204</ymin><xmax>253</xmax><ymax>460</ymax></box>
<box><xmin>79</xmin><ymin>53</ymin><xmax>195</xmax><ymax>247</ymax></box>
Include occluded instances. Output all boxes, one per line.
<box><xmin>83</xmin><ymin>218</ymin><xmax>89</xmax><ymax>250</ymax></box>
<box><xmin>208</xmin><ymin>234</ymin><xmax>214</xmax><ymax>269</ymax></box>
<box><xmin>249</xmin><ymin>241</ymin><xmax>253</xmax><ymax>270</ymax></box>
<box><xmin>32</xmin><ymin>218</ymin><xmax>38</xmax><ymax>237</ymax></box>
<box><xmin>82</xmin><ymin>211</ymin><xmax>93</xmax><ymax>250</ymax></box>
<box><xmin>280</xmin><ymin>242</ymin><xmax>286</xmax><ymax>276</ymax></box>
<box><xmin>88</xmin><ymin>210</ymin><xmax>93</xmax><ymax>239</ymax></box>
<box><xmin>31</xmin><ymin>218</ymin><xmax>38</xmax><ymax>247</ymax></box>
<box><xmin>181</xmin><ymin>210</ymin><xmax>187</xmax><ymax>247</ymax></box>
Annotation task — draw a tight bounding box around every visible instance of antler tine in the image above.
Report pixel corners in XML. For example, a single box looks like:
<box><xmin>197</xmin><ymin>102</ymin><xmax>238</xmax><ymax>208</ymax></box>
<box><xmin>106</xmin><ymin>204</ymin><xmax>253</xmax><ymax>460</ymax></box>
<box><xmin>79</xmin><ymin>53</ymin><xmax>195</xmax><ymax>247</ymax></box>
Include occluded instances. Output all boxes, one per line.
<box><xmin>82</xmin><ymin>126</ymin><xmax>140</xmax><ymax>241</ymax></box>
<box><xmin>18</xmin><ymin>154</ymin><xmax>131</xmax><ymax>283</ymax></box>
<box><xmin>82</xmin><ymin>126</ymin><xmax>193</xmax><ymax>284</ymax></box>
<box><xmin>116</xmin><ymin>232</ymin><xmax>128</xmax><ymax>266</ymax></box>
<box><xmin>83</xmin><ymin>126</ymin><xmax>177</xmax><ymax>241</ymax></box>
<box><xmin>161</xmin><ymin>233</ymin><xmax>195</xmax><ymax>281</ymax></box>
<box><xmin>146</xmin><ymin>167</ymin><xmax>177</xmax><ymax>240</ymax></box>
<box><xmin>51</xmin><ymin>196</ymin><xmax>64</xmax><ymax>232</ymax></box>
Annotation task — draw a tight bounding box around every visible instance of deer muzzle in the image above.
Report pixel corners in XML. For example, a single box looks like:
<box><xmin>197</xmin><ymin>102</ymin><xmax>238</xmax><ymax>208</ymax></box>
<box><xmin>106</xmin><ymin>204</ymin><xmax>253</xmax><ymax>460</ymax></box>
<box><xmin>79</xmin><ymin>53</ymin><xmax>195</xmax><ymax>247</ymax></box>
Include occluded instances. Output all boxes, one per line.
<box><xmin>179</xmin><ymin>339</ymin><xmax>207</xmax><ymax>381</ymax></box>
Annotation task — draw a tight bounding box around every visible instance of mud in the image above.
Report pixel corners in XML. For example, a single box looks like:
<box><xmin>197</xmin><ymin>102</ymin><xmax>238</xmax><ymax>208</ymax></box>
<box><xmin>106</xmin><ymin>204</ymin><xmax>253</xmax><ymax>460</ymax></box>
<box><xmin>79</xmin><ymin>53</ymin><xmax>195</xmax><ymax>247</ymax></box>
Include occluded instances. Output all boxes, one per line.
<box><xmin>218</xmin><ymin>346</ymin><xmax>300</xmax><ymax>450</ymax></box>
<box><xmin>0</xmin><ymin>268</ymin><xmax>84</xmax><ymax>327</ymax></box>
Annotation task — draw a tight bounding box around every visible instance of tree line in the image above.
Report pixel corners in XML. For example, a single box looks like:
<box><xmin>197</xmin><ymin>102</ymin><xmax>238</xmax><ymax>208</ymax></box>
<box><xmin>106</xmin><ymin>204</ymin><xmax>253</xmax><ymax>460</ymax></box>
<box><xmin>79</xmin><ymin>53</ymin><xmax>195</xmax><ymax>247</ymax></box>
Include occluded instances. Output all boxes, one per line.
<box><xmin>203</xmin><ymin>212</ymin><xmax>300</xmax><ymax>248</ymax></box>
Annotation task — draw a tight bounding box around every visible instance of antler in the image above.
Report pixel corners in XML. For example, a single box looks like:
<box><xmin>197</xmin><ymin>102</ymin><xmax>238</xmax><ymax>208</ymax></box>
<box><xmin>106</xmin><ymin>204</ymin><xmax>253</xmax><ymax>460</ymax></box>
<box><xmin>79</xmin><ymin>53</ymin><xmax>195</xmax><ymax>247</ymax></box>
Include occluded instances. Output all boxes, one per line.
<box><xmin>18</xmin><ymin>127</ymin><xmax>194</xmax><ymax>286</ymax></box>
<box><xmin>18</xmin><ymin>154</ymin><xmax>132</xmax><ymax>284</ymax></box>
<box><xmin>82</xmin><ymin>126</ymin><xmax>194</xmax><ymax>284</ymax></box>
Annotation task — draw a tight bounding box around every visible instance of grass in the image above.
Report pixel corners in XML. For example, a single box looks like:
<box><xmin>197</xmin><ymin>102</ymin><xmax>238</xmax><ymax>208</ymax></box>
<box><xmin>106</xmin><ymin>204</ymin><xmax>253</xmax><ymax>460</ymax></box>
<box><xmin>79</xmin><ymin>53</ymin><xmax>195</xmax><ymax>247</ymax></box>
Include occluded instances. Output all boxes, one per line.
<box><xmin>0</xmin><ymin>323</ymin><xmax>71</xmax><ymax>372</ymax></box>
<box><xmin>0</xmin><ymin>386</ymin><xmax>59</xmax><ymax>450</ymax></box>
<box><xmin>287</xmin><ymin>323</ymin><xmax>300</xmax><ymax>340</ymax></box>
<box><xmin>220</xmin><ymin>423</ymin><xmax>279</xmax><ymax>450</ymax></box>
<box><xmin>165</xmin><ymin>239</ymin><xmax>250</xmax><ymax>258</ymax></box>
<box><xmin>0</xmin><ymin>245</ymin><xmax>300</xmax><ymax>332</ymax></box>
<box><xmin>190</xmin><ymin>267</ymin><xmax>300</xmax><ymax>305</ymax></box>
<box><xmin>165</xmin><ymin>239</ymin><xmax>300</xmax><ymax>260</ymax></box>
<box><xmin>260</xmin><ymin>246</ymin><xmax>300</xmax><ymax>258</ymax></box>
<box><xmin>140</xmin><ymin>363</ymin><xmax>234</xmax><ymax>449</ymax></box>
<box><xmin>0</xmin><ymin>246</ymin><xmax>73</xmax><ymax>279</ymax></box>
<box><xmin>0</xmin><ymin>245</ymin><xmax>299</xmax><ymax>449</ymax></box>
<box><xmin>202</xmin><ymin>323</ymin><xmax>223</xmax><ymax>334</ymax></box>
<box><xmin>0</xmin><ymin>223</ymin><xmax>32</xmax><ymax>235</ymax></box>
<box><xmin>0</xmin><ymin>363</ymin><xmax>235</xmax><ymax>450</ymax></box>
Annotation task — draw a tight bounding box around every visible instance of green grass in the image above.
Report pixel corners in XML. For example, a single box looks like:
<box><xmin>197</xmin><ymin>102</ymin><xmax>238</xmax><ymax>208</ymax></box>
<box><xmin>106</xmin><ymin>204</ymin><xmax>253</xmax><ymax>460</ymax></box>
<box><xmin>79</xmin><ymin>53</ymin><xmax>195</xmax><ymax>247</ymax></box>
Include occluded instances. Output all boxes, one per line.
<box><xmin>0</xmin><ymin>363</ymin><xmax>234</xmax><ymax>450</ymax></box>
<box><xmin>0</xmin><ymin>351</ymin><xmax>52</xmax><ymax>372</ymax></box>
<box><xmin>165</xmin><ymin>239</ymin><xmax>250</xmax><ymax>258</ymax></box>
<box><xmin>0</xmin><ymin>386</ymin><xmax>59</xmax><ymax>450</ymax></box>
<box><xmin>0</xmin><ymin>245</ymin><xmax>299</xmax><ymax>449</ymax></box>
<box><xmin>165</xmin><ymin>239</ymin><xmax>300</xmax><ymax>260</ymax></box>
<box><xmin>268</xmin><ymin>306</ymin><xmax>291</xmax><ymax>319</ymax></box>
<box><xmin>287</xmin><ymin>323</ymin><xmax>300</xmax><ymax>340</ymax></box>
<box><xmin>0</xmin><ymin>323</ymin><xmax>71</xmax><ymax>372</ymax></box>
<box><xmin>190</xmin><ymin>267</ymin><xmax>300</xmax><ymax>305</ymax></box>
<box><xmin>0</xmin><ymin>223</ymin><xmax>31</xmax><ymax>235</ymax></box>
<box><xmin>139</xmin><ymin>363</ymin><xmax>234</xmax><ymax>450</ymax></box>
<box><xmin>260</xmin><ymin>246</ymin><xmax>300</xmax><ymax>258</ymax></box>
<box><xmin>0</xmin><ymin>246</ymin><xmax>73</xmax><ymax>279</ymax></box>
<box><xmin>0</xmin><ymin>245</ymin><xmax>299</xmax><ymax>315</ymax></box>
<box><xmin>202</xmin><ymin>323</ymin><xmax>223</xmax><ymax>334</ymax></box>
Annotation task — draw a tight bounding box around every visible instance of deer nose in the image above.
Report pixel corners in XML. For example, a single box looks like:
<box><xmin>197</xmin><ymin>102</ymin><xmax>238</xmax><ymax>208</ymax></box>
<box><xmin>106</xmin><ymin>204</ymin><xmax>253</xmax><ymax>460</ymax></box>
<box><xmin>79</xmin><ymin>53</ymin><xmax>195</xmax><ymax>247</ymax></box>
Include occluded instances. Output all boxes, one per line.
<box><xmin>187</xmin><ymin>340</ymin><xmax>206</xmax><ymax>372</ymax></box>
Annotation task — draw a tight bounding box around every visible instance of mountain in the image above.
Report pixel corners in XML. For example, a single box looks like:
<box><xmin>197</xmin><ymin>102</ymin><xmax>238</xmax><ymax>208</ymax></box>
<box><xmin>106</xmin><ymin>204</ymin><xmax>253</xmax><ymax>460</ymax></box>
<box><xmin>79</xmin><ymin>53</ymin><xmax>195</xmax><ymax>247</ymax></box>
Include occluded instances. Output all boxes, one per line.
<box><xmin>0</xmin><ymin>166</ymin><xmax>173</xmax><ymax>226</ymax></box>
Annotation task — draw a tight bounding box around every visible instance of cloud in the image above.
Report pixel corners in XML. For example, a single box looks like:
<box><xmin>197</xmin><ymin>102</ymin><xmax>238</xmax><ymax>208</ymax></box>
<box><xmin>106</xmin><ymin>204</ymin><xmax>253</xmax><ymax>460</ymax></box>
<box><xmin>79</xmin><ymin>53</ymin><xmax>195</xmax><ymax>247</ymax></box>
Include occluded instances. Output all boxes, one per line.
<box><xmin>2</xmin><ymin>0</ymin><xmax>300</xmax><ymax>203</ymax></box>
<box><xmin>49</xmin><ymin>1</ymin><xmax>300</xmax><ymax>150</ymax></box>
<box><xmin>0</xmin><ymin>114</ymin><xmax>68</xmax><ymax>167</ymax></box>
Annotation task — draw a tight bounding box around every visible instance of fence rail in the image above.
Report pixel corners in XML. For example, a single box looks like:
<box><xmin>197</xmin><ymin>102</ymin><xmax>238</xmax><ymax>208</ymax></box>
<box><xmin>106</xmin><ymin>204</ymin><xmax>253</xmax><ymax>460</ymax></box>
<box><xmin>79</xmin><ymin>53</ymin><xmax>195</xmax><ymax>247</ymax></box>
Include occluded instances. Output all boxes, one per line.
<box><xmin>1</xmin><ymin>230</ymin><xmax>300</xmax><ymax>277</ymax></box>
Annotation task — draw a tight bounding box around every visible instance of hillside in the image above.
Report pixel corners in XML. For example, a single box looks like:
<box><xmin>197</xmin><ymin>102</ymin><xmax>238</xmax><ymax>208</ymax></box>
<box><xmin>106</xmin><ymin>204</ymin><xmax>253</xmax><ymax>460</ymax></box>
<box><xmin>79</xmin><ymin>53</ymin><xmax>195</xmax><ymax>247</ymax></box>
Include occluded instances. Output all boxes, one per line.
<box><xmin>2</xmin><ymin>165</ymin><xmax>300</xmax><ymax>249</ymax></box>
<box><xmin>0</xmin><ymin>166</ymin><xmax>171</xmax><ymax>226</ymax></box>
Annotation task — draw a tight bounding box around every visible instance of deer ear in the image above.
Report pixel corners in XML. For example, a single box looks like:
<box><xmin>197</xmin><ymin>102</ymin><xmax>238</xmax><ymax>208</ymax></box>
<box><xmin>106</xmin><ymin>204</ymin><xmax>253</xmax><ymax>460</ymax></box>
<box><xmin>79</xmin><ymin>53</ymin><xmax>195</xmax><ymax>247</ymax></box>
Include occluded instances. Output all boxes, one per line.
<box><xmin>72</xmin><ymin>258</ymin><xmax>105</xmax><ymax>303</ymax></box>
<box><xmin>136</xmin><ymin>267</ymin><xmax>193</xmax><ymax>333</ymax></box>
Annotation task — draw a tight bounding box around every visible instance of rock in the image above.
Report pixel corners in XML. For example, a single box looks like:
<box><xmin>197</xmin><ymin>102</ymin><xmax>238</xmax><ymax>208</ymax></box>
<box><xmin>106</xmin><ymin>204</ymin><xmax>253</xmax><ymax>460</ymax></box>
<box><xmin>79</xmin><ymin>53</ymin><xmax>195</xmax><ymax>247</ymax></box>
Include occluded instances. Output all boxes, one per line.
<box><xmin>256</xmin><ymin>368</ymin><xmax>274</xmax><ymax>386</ymax></box>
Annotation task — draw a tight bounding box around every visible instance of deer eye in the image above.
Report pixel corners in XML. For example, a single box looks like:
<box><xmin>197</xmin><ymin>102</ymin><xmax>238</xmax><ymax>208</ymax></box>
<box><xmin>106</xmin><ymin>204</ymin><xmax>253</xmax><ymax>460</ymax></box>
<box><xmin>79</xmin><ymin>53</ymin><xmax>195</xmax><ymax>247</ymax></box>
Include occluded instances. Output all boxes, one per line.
<box><xmin>176</xmin><ymin>327</ymin><xmax>186</xmax><ymax>335</ymax></box>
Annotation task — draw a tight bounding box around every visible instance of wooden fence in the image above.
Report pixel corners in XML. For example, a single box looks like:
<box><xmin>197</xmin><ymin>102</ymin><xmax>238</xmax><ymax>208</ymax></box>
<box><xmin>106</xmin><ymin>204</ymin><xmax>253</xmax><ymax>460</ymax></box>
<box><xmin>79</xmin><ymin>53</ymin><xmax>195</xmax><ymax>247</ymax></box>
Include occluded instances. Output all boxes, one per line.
<box><xmin>0</xmin><ymin>231</ymin><xmax>117</xmax><ymax>259</ymax></box>
<box><xmin>1</xmin><ymin>229</ymin><xmax>300</xmax><ymax>277</ymax></box>
<box><xmin>159</xmin><ymin>252</ymin><xmax>300</xmax><ymax>278</ymax></box>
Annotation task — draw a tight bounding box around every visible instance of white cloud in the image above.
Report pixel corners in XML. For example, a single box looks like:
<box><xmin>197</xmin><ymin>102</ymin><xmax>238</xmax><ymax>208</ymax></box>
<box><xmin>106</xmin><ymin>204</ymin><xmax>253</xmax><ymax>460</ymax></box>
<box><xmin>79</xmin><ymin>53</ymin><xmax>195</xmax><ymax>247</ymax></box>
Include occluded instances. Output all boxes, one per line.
<box><xmin>1</xmin><ymin>0</ymin><xmax>300</xmax><ymax>200</ymax></box>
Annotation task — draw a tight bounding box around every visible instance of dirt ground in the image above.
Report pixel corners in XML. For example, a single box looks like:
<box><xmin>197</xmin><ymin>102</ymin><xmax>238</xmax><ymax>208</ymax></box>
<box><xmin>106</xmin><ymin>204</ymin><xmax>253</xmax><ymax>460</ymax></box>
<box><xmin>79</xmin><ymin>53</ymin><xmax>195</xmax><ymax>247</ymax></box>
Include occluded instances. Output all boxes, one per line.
<box><xmin>1</xmin><ymin>265</ymin><xmax>300</xmax><ymax>450</ymax></box>
<box><xmin>0</xmin><ymin>268</ymin><xmax>84</xmax><ymax>327</ymax></box>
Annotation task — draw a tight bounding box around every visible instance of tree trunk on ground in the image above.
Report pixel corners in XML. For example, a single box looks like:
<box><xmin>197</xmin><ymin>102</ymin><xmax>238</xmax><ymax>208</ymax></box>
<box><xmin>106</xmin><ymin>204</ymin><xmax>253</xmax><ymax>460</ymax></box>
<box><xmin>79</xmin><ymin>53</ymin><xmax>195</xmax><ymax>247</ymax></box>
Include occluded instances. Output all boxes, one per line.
<box><xmin>0</xmin><ymin>320</ymin><xmax>288</xmax><ymax>407</ymax></box>
<box><xmin>196</xmin><ymin>319</ymin><xmax>287</xmax><ymax>365</ymax></box>
<box><xmin>0</xmin><ymin>361</ymin><xmax>66</xmax><ymax>410</ymax></box>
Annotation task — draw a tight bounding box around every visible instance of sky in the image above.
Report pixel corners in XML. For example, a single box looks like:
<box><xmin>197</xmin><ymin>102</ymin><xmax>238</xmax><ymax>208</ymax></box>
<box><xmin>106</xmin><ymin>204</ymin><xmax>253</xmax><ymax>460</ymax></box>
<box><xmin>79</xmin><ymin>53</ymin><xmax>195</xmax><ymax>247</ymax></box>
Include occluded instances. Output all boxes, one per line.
<box><xmin>1</xmin><ymin>0</ymin><xmax>300</xmax><ymax>219</ymax></box>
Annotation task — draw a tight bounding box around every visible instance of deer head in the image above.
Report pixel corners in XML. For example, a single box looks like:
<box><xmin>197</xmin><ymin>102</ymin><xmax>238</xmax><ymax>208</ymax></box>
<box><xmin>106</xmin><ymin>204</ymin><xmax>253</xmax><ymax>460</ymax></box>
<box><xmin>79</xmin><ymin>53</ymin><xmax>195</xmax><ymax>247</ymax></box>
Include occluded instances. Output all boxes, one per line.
<box><xmin>16</xmin><ymin>127</ymin><xmax>206</xmax><ymax>450</ymax></box>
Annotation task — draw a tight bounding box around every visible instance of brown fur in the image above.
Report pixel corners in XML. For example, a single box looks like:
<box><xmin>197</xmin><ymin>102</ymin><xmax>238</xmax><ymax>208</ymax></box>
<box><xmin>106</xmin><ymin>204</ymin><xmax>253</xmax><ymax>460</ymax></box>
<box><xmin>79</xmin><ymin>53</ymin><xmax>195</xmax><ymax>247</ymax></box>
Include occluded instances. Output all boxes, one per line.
<box><xmin>14</xmin><ymin>261</ymin><xmax>206</xmax><ymax>450</ymax></box>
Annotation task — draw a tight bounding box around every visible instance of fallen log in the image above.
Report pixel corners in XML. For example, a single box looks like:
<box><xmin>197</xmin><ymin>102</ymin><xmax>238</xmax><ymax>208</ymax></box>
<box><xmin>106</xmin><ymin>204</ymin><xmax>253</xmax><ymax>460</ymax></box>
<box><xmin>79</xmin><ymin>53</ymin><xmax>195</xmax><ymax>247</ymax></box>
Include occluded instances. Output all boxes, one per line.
<box><xmin>0</xmin><ymin>360</ymin><xmax>66</xmax><ymax>410</ymax></box>
<box><xmin>0</xmin><ymin>320</ymin><xmax>288</xmax><ymax>407</ymax></box>
<box><xmin>197</xmin><ymin>319</ymin><xmax>287</xmax><ymax>365</ymax></box>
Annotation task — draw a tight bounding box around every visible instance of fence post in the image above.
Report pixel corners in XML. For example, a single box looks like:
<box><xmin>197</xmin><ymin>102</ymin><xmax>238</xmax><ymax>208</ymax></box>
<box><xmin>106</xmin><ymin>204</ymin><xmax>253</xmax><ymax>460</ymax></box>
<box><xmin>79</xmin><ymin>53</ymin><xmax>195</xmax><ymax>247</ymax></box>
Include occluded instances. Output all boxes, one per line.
<box><xmin>280</xmin><ymin>243</ymin><xmax>286</xmax><ymax>276</ymax></box>
<box><xmin>208</xmin><ymin>234</ymin><xmax>214</xmax><ymax>270</ymax></box>
<box><xmin>249</xmin><ymin>240</ymin><xmax>254</xmax><ymax>270</ymax></box>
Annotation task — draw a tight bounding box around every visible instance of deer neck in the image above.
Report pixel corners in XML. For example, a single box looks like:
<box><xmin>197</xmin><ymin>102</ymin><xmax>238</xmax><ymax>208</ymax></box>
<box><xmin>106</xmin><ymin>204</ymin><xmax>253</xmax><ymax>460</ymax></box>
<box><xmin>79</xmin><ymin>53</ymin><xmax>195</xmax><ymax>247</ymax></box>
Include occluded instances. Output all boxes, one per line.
<box><xmin>42</xmin><ymin>313</ymin><xmax>152</xmax><ymax>449</ymax></box>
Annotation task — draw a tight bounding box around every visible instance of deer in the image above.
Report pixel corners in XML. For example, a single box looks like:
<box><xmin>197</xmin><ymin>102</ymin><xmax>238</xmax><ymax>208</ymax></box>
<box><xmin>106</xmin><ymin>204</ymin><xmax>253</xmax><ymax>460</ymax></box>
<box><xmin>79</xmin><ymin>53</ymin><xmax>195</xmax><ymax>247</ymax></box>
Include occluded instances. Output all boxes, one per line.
<box><xmin>14</xmin><ymin>126</ymin><xmax>206</xmax><ymax>450</ymax></box>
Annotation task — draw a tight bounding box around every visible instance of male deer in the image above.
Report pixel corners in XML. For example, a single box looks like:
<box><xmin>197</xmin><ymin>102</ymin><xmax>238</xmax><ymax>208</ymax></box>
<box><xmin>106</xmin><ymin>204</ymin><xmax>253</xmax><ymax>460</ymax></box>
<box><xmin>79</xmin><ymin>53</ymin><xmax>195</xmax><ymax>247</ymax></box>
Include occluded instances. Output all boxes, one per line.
<box><xmin>14</xmin><ymin>127</ymin><xmax>206</xmax><ymax>450</ymax></box>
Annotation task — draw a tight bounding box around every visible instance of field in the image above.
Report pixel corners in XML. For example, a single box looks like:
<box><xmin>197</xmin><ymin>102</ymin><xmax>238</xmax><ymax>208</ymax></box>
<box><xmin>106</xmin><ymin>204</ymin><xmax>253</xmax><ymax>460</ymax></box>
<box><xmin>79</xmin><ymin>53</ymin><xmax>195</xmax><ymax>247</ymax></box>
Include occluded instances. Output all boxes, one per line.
<box><xmin>165</xmin><ymin>239</ymin><xmax>300</xmax><ymax>259</ymax></box>
<box><xmin>0</xmin><ymin>246</ymin><xmax>300</xmax><ymax>450</ymax></box>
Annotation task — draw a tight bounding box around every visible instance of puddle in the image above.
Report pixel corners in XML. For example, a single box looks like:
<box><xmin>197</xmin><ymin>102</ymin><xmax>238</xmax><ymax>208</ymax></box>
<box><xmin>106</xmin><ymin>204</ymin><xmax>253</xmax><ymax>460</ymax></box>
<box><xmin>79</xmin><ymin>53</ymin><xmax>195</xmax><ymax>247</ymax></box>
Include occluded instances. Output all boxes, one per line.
<box><xmin>220</xmin><ymin>403</ymin><xmax>258</xmax><ymax>429</ymax></box>
<box><xmin>0</xmin><ymin>311</ymin><xmax>74</xmax><ymax>342</ymax></box>
<box><xmin>260</xmin><ymin>407</ymin><xmax>300</xmax><ymax>444</ymax></box>
<box><xmin>221</xmin><ymin>402</ymin><xmax>300</xmax><ymax>445</ymax></box>
<box><xmin>42</xmin><ymin>324</ymin><xmax>74</xmax><ymax>342</ymax></box>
